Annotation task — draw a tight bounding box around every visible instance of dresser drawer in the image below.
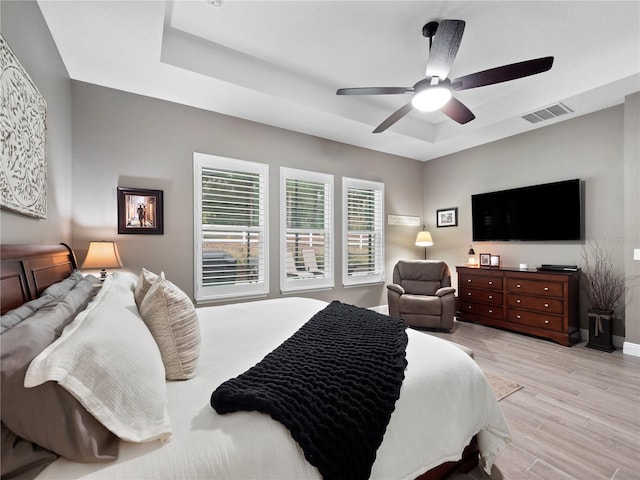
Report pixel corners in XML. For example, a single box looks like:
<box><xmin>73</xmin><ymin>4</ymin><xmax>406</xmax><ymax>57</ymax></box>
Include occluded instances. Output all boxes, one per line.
<box><xmin>459</xmin><ymin>274</ymin><xmax>502</xmax><ymax>291</ymax></box>
<box><xmin>506</xmin><ymin>278</ymin><xmax>564</xmax><ymax>297</ymax></box>
<box><xmin>460</xmin><ymin>300</ymin><xmax>503</xmax><ymax>320</ymax></box>
<box><xmin>460</xmin><ymin>287</ymin><xmax>503</xmax><ymax>305</ymax></box>
<box><xmin>506</xmin><ymin>293</ymin><xmax>564</xmax><ymax>315</ymax></box>
<box><xmin>506</xmin><ymin>308</ymin><xmax>562</xmax><ymax>332</ymax></box>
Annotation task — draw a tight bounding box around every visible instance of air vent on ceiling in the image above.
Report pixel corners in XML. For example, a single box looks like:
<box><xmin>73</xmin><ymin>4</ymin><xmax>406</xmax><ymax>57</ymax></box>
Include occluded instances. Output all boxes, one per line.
<box><xmin>522</xmin><ymin>102</ymin><xmax>574</xmax><ymax>124</ymax></box>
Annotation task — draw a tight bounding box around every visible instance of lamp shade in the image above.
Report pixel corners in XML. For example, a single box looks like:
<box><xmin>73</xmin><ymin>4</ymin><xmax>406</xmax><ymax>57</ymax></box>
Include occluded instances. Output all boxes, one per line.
<box><xmin>467</xmin><ymin>245</ymin><xmax>477</xmax><ymax>265</ymax></box>
<box><xmin>415</xmin><ymin>230</ymin><xmax>433</xmax><ymax>247</ymax></box>
<box><xmin>82</xmin><ymin>241</ymin><xmax>123</xmax><ymax>270</ymax></box>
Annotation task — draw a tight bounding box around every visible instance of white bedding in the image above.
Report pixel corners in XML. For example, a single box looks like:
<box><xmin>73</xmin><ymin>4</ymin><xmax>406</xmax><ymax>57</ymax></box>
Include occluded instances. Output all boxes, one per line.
<box><xmin>38</xmin><ymin>297</ymin><xmax>509</xmax><ymax>480</ymax></box>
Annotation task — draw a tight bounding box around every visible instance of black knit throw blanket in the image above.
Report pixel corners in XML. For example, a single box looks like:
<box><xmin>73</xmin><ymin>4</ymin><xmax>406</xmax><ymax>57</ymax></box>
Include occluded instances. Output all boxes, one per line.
<box><xmin>210</xmin><ymin>301</ymin><xmax>408</xmax><ymax>480</ymax></box>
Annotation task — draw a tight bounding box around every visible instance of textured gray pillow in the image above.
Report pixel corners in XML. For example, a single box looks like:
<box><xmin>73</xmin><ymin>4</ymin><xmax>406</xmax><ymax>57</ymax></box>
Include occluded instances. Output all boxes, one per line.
<box><xmin>139</xmin><ymin>272</ymin><xmax>201</xmax><ymax>380</ymax></box>
<box><xmin>1</xmin><ymin>296</ymin><xmax>55</xmax><ymax>334</ymax></box>
<box><xmin>0</xmin><ymin>277</ymin><xmax>118</xmax><ymax>463</ymax></box>
<box><xmin>41</xmin><ymin>270</ymin><xmax>85</xmax><ymax>298</ymax></box>
<box><xmin>134</xmin><ymin>268</ymin><xmax>158</xmax><ymax>308</ymax></box>
<box><xmin>1</xmin><ymin>273</ymin><xmax>97</xmax><ymax>335</ymax></box>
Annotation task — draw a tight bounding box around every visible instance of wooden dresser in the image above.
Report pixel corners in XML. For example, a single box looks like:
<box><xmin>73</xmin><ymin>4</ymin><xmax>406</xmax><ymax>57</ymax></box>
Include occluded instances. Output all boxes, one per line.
<box><xmin>456</xmin><ymin>266</ymin><xmax>580</xmax><ymax>346</ymax></box>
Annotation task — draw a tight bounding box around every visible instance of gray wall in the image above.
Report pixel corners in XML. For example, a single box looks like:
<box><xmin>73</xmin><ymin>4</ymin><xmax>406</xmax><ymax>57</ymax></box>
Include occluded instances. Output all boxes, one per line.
<box><xmin>623</xmin><ymin>92</ymin><xmax>640</xmax><ymax>346</ymax></box>
<box><xmin>0</xmin><ymin>1</ymin><xmax>72</xmax><ymax>244</ymax></box>
<box><xmin>70</xmin><ymin>81</ymin><xmax>425</xmax><ymax>308</ymax></box>
<box><xmin>423</xmin><ymin>105</ymin><xmax>637</xmax><ymax>339</ymax></box>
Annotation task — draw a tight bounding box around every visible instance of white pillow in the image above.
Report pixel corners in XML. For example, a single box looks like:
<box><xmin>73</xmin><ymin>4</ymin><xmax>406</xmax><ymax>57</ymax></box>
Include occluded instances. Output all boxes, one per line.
<box><xmin>25</xmin><ymin>274</ymin><xmax>172</xmax><ymax>444</ymax></box>
<box><xmin>139</xmin><ymin>272</ymin><xmax>201</xmax><ymax>381</ymax></box>
<box><xmin>134</xmin><ymin>268</ymin><xmax>159</xmax><ymax>308</ymax></box>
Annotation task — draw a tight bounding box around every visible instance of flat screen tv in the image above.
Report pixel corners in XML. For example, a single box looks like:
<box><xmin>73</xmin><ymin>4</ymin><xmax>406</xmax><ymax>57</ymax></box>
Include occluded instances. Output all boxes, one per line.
<box><xmin>472</xmin><ymin>179</ymin><xmax>583</xmax><ymax>241</ymax></box>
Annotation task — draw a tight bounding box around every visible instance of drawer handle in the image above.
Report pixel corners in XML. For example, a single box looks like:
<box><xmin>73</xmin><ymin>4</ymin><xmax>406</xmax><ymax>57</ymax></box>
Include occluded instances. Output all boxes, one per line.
<box><xmin>467</xmin><ymin>306</ymin><xmax>472</xmax><ymax>310</ymax></box>
<box><xmin>544</xmin><ymin>320</ymin><xmax>549</xmax><ymax>324</ymax></box>
<box><xmin>488</xmin><ymin>309</ymin><xmax>493</xmax><ymax>314</ymax></box>
<box><xmin>516</xmin><ymin>283</ymin><xmax>521</xmax><ymax>288</ymax></box>
<box><xmin>544</xmin><ymin>287</ymin><xmax>549</xmax><ymax>291</ymax></box>
<box><xmin>544</xmin><ymin>303</ymin><xmax>549</xmax><ymax>308</ymax></box>
<box><xmin>467</xmin><ymin>292</ymin><xmax>472</xmax><ymax>296</ymax></box>
<box><xmin>488</xmin><ymin>281</ymin><xmax>493</xmax><ymax>285</ymax></box>
<box><xmin>516</xmin><ymin>299</ymin><xmax>521</xmax><ymax>303</ymax></box>
<box><xmin>488</xmin><ymin>295</ymin><xmax>493</xmax><ymax>299</ymax></box>
<box><xmin>467</xmin><ymin>279</ymin><xmax>472</xmax><ymax>283</ymax></box>
<box><xmin>516</xmin><ymin>315</ymin><xmax>521</xmax><ymax>319</ymax></box>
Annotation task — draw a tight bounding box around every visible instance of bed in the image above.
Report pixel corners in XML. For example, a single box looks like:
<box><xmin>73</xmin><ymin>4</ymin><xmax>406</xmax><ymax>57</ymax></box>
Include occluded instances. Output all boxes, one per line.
<box><xmin>1</xmin><ymin>243</ymin><xmax>510</xmax><ymax>480</ymax></box>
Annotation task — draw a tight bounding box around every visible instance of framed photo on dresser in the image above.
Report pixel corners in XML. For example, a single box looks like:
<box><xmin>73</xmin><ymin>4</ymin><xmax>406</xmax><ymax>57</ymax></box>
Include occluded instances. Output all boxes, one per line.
<box><xmin>479</xmin><ymin>253</ymin><xmax>491</xmax><ymax>267</ymax></box>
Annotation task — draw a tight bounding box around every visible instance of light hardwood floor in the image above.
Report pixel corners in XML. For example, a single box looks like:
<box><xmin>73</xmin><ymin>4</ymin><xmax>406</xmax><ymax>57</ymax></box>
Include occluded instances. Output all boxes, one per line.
<box><xmin>424</xmin><ymin>320</ymin><xmax>640</xmax><ymax>480</ymax></box>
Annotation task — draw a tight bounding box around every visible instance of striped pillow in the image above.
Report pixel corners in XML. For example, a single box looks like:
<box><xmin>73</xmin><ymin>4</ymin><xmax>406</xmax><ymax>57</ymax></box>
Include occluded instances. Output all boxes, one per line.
<box><xmin>134</xmin><ymin>268</ymin><xmax>158</xmax><ymax>308</ymax></box>
<box><xmin>139</xmin><ymin>273</ymin><xmax>201</xmax><ymax>380</ymax></box>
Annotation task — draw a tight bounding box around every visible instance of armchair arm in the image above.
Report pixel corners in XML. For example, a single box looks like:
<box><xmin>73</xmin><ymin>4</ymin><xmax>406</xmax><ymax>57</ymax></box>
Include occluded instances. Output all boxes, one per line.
<box><xmin>387</xmin><ymin>283</ymin><xmax>405</xmax><ymax>295</ymax></box>
<box><xmin>435</xmin><ymin>287</ymin><xmax>456</xmax><ymax>297</ymax></box>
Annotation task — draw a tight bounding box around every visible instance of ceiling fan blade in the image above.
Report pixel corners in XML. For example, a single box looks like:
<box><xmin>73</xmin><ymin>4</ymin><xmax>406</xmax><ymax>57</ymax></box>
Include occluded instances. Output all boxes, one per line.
<box><xmin>441</xmin><ymin>97</ymin><xmax>475</xmax><ymax>124</ymax></box>
<box><xmin>452</xmin><ymin>56</ymin><xmax>554</xmax><ymax>91</ymax></box>
<box><xmin>373</xmin><ymin>102</ymin><xmax>414</xmax><ymax>133</ymax></box>
<box><xmin>336</xmin><ymin>87</ymin><xmax>411</xmax><ymax>95</ymax></box>
<box><xmin>425</xmin><ymin>19</ymin><xmax>466</xmax><ymax>80</ymax></box>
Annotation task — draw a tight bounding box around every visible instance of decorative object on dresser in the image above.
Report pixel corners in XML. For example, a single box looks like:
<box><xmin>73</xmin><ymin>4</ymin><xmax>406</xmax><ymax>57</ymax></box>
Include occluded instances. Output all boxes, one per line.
<box><xmin>581</xmin><ymin>242</ymin><xmax>637</xmax><ymax>352</ymax></box>
<box><xmin>479</xmin><ymin>253</ymin><xmax>491</xmax><ymax>267</ymax></box>
<box><xmin>1</xmin><ymin>35</ymin><xmax>48</xmax><ymax>219</ymax></box>
<box><xmin>466</xmin><ymin>246</ymin><xmax>477</xmax><ymax>266</ymax></box>
<box><xmin>456</xmin><ymin>265</ymin><xmax>580</xmax><ymax>346</ymax></box>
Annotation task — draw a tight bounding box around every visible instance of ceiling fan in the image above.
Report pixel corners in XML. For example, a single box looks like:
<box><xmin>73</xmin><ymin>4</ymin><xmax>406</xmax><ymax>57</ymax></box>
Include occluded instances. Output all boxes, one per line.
<box><xmin>336</xmin><ymin>20</ymin><xmax>554</xmax><ymax>133</ymax></box>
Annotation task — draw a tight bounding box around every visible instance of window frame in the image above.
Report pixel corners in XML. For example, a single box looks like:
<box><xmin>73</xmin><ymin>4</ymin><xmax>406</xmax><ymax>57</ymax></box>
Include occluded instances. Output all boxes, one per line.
<box><xmin>342</xmin><ymin>177</ymin><xmax>385</xmax><ymax>287</ymax></box>
<box><xmin>280</xmin><ymin>167</ymin><xmax>334</xmax><ymax>293</ymax></box>
<box><xmin>193</xmin><ymin>152</ymin><xmax>269</xmax><ymax>303</ymax></box>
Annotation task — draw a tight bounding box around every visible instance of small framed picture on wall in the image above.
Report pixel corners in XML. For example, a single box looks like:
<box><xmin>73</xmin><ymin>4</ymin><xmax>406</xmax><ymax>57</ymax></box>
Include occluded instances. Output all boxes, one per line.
<box><xmin>117</xmin><ymin>187</ymin><xmax>164</xmax><ymax>235</ymax></box>
<box><xmin>479</xmin><ymin>253</ymin><xmax>491</xmax><ymax>266</ymax></box>
<box><xmin>436</xmin><ymin>207</ymin><xmax>458</xmax><ymax>227</ymax></box>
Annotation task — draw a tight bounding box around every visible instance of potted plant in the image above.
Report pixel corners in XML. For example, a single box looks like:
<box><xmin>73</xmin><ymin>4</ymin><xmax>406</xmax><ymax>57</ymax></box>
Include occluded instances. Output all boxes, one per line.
<box><xmin>581</xmin><ymin>242</ymin><xmax>627</xmax><ymax>352</ymax></box>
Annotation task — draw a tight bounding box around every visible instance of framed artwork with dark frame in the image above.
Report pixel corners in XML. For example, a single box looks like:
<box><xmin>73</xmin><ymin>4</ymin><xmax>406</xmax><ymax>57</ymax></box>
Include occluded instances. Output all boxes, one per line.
<box><xmin>479</xmin><ymin>253</ymin><xmax>491</xmax><ymax>267</ymax></box>
<box><xmin>436</xmin><ymin>207</ymin><xmax>458</xmax><ymax>227</ymax></box>
<box><xmin>117</xmin><ymin>187</ymin><xmax>164</xmax><ymax>235</ymax></box>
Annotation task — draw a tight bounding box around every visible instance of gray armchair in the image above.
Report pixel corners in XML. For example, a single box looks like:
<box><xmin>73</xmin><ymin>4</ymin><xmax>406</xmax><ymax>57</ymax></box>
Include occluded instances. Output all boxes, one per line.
<box><xmin>387</xmin><ymin>260</ymin><xmax>456</xmax><ymax>330</ymax></box>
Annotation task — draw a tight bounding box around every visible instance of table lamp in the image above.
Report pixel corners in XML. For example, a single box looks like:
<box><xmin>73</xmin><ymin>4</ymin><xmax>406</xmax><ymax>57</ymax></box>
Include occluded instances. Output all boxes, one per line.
<box><xmin>81</xmin><ymin>241</ymin><xmax>123</xmax><ymax>281</ymax></box>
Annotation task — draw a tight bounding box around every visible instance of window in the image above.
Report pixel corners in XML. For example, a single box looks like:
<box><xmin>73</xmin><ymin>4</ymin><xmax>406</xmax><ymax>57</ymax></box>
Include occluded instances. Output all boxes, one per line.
<box><xmin>280</xmin><ymin>168</ymin><xmax>333</xmax><ymax>292</ymax></box>
<box><xmin>342</xmin><ymin>177</ymin><xmax>384</xmax><ymax>286</ymax></box>
<box><xmin>194</xmin><ymin>153</ymin><xmax>268</xmax><ymax>302</ymax></box>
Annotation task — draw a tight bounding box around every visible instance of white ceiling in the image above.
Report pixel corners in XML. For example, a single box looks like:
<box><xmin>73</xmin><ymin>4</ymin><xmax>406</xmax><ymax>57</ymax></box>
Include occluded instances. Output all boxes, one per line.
<box><xmin>38</xmin><ymin>0</ymin><xmax>640</xmax><ymax>162</ymax></box>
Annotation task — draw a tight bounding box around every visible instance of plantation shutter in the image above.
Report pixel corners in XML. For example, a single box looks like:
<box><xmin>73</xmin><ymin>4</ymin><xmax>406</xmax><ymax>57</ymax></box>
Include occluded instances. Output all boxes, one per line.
<box><xmin>280</xmin><ymin>168</ymin><xmax>333</xmax><ymax>292</ymax></box>
<box><xmin>342</xmin><ymin>177</ymin><xmax>384</xmax><ymax>286</ymax></box>
<box><xmin>194</xmin><ymin>153</ymin><xmax>268</xmax><ymax>302</ymax></box>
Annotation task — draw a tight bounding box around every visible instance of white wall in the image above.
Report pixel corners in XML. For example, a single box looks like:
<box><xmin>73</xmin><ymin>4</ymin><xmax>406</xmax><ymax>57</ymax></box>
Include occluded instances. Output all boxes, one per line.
<box><xmin>0</xmin><ymin>1</ymin><xmax>72</xmax><ymax>244</ymax></box>
<box><xmin>70</xmin><ymin>81</ymin><xmax>425</xmax><ymax>308</ymax></box>
<box><xmin>423</xmin><ymin>105</ymin><xmax>635</xmax><ymax>337</ymax></box>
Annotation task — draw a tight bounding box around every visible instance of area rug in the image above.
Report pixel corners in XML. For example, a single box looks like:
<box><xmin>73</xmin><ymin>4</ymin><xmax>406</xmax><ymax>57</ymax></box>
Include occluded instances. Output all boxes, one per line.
<box><xmin>484</xmin><ymin>372</ymin><xmax>523</xmax><ymax>401</ymax></box>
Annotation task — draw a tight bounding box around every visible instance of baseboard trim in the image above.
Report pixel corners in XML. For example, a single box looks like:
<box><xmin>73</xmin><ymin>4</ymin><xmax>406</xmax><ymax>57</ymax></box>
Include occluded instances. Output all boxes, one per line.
<box><xmin>369</xmin><ymin>305</ymin><xmax>389</xmax><ymax>314</ymax></box>
<box><xmin>622</xmin><ymin>342</ymin><xmax>640</xmax><ymax>357</ymax></box>
<box><xmin>579</xmin><ymin>328</ymin><xmax>627</xmax><ymax>350</ymax></box>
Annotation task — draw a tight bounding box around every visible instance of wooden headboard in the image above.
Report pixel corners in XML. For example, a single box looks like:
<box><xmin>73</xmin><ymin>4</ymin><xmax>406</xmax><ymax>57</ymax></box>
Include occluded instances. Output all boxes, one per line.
<box><xmin>1</xmin><ymin>243</ymin><xmax>78</xmax><ymax>315</ymax></box>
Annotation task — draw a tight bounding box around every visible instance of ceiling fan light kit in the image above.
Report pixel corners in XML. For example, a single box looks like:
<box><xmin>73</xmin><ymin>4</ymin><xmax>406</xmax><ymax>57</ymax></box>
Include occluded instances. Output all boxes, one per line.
<box><xmin>337</xmin><ymin>19</ymin><xmax>554</xmax><ymax>133</ymax></box>
<box><xmin>411</xmin><ymin>78</ymin><xmax>452</xmax><ymax>112</ymax></box>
